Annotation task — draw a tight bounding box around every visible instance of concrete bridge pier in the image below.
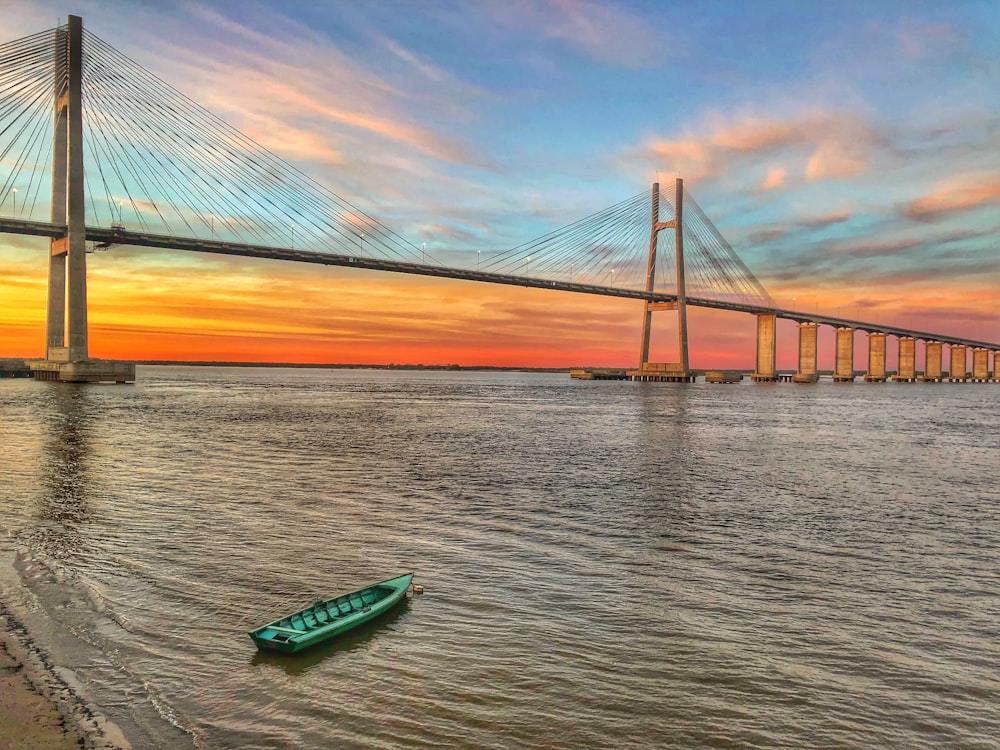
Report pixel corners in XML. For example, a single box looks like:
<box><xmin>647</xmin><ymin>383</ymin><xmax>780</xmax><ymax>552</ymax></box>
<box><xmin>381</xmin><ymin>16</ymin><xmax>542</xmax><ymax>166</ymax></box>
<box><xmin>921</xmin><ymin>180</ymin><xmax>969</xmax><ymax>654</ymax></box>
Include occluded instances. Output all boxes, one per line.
<box><xmin>864</xmin><ymin>332</ymin><xmax>886</xmax><ymax>382</ymax></box>
<box><xmin>833</xmin><ymin>328</ymin><xmax>855</xmax><ymax>382</ymax></box>
<box><xmin>949</xmin><ymin>345</ymin><xmax>968</xmax><ymax>382</ymax></box>
<box><xmin>792</xmin><ymin>322</ymin><xmax>818</xmax><ymax>383</ymax></box>
<box><xmin>994</xmin><ymin>350</ymin><xmax>1000</xmax><ymax>382</ymax></box>
<box><xmin>750</xmin><ymin>313</ymin><xmax>778</xmax><ymax>382</ymax></box>
<box><xmin>971</xmin><ymin>348</ymin><xmax>989</xmax><ymax>382</ymax></box>
<box><xmin>920</xmin><ymin>341</ymin><xmax>943</xmax><ymax>382</ymax></box>
<box><xmin>892</xmin><ymin>337</ymin><xmax>916</xmax><ymax>382</ymax></box>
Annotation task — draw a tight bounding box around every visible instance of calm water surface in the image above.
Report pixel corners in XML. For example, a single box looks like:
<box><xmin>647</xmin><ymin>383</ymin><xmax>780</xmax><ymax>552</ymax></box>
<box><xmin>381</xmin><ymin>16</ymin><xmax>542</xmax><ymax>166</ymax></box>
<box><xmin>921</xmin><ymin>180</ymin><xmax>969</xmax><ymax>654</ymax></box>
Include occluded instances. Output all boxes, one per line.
<box><xmin>0</xmin><ymin>367</ymin><xmax>997</xmax><ymax>749</ymax></box>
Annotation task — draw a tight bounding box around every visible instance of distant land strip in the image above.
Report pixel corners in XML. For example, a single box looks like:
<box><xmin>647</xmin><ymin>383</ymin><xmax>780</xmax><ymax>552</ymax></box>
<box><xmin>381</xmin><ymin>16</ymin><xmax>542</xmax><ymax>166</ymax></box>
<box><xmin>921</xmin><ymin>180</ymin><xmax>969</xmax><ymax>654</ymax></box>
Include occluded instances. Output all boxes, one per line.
<box><xmin>136</xmin><ymin>360</ymin><xmax>574</xmax><ymax>372</ymax></box>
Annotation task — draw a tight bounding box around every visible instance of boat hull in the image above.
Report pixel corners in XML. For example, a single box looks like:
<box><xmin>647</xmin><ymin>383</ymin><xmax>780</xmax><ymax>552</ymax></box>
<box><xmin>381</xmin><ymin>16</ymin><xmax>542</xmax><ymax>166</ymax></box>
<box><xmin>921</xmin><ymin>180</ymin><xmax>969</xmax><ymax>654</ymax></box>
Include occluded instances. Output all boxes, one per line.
<box><xmin>249</xmin><ymin>573</ymin><xmax>413</xmax><ymax>654</ymax></box>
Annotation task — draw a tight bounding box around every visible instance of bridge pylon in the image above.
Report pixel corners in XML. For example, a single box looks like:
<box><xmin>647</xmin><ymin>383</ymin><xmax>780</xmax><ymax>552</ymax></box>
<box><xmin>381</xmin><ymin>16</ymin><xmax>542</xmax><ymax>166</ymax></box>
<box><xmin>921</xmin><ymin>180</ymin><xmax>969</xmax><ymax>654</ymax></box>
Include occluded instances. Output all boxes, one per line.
<box><xmin>630</xmin><ymin>178</ymin><xmax>692</xmax><ymax>382</ymax></box>
<box><xmin>30</xmin><ymin>16</ymin><xmax>133</xmax><ymax>383</ymax></box>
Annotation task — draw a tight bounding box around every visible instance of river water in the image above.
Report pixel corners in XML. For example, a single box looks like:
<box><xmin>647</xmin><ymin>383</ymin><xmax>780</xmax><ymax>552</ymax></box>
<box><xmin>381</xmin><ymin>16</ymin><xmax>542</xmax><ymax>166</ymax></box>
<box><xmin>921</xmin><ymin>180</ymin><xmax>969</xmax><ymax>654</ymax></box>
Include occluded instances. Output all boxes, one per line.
<box><xmin>0</xmin><ymin>367</ymin><xmax>997</xmax><ymax>749</ymax></box>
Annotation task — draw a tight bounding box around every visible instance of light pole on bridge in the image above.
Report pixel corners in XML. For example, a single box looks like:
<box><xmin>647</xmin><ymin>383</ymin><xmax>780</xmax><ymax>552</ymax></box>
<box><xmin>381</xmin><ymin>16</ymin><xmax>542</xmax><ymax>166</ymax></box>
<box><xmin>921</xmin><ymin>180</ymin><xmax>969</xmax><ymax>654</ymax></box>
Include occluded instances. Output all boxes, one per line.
<box><xmin>10</xmin><ymin>188</ymin><xmax>15</xmax><ymax>217</ymax></box>
<box><xmin>290</xmin><ymin>223</ymin><xmax>295</xmax><ymax>249</ymax></box>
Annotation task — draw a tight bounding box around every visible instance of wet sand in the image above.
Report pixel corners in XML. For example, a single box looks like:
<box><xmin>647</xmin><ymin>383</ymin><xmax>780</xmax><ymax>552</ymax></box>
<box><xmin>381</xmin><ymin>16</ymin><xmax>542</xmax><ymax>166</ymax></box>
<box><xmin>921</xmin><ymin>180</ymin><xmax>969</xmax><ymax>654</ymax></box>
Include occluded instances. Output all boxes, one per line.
<box><xmin>0</xmin><ymin>555</ymin><xmax>132</xmax><ymax>750</ymax></box>
<box><xmin>0</xmin><ymin>539</ymin><xmax>195</xmax><ymax>750</ymax></box>
<box><xmin>0</xmin><ymin>586</ymin><xmax>132</xmax><ymax>750</ymax></box>
<box><xmin>0</xmin><ymin>637</ymin><xmax>86</xmax><ymax>749</ymax></box>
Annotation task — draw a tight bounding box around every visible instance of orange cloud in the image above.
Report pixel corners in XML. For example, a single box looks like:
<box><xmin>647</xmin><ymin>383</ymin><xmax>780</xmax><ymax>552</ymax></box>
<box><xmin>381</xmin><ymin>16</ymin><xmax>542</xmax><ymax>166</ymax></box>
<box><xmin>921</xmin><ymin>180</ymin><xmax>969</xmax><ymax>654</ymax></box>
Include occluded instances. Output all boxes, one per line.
<box><xmin>124</xmin><ymin>2</ymin><xmax>490</xmax><ymax>182</ymax></box>
<box><xmin>758</xmin><ymin>167</ymin><xmax>787</xmax><ymax>191</ymax></box>
<box><xmin>709</xmin><ymin>119</ymin><xmax>799</xmax><ymax>153</ymax></box>
<box><xmin>902</xmin><ymin>174</ymin><xmax>1000</xmax><ymax>221</ymax></box>
<box><xmin>261</xmin><ymin>83</ymin><xmax>476</xmax><ymax>166</ymax></box>
<box><xmin>806</xmin><ymin>140</ymin><xmax>868</xmax><ymax>180</ymax></box>
<box><xmin>632</xmin><ymin>110</ymin><xmax>883</xmax><ymax>187</ymax></box>
<box><xmin>643</xmin><ymin>139</ymin><xmax>712</xmax><ymax>181</ymax></box>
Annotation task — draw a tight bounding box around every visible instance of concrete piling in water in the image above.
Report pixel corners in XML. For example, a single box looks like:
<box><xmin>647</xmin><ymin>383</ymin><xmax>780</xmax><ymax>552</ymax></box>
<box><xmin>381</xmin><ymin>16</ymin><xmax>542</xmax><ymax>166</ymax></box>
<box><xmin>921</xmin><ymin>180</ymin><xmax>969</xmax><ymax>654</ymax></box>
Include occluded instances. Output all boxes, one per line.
<box><xmin>971</xmin><ymin>348</ymin><xmax>988</xmax><ymax>382</ymax></box>
<box><xmin>792</xmin><ymin>323</ymin><xmax>819</xmax><ymax>383</ymax></box>
<box><xmin>920</xmin><ymin>341</ymin><xmax>943</xmax><ymax>382</ymax></box>
<box><xmin>750</xmin><ymin>313</ymin><xmax>778</xmax><ymax>382</ymax></box>
<box><xmin>893</xmin><ymin>337</ymin><xmax>916</xmax><ymax>382</ymax></box>
<box><xmin>833</xmin><ymin>328</ymin><xmax>855</xmax><ymax>382</ymax></box>
<box><xmin>864</xmin><ymin>332</ymin><xmax>886</xmax><ymax>382</ymax></box>
<box><xmin>949</xmin><ymin>345</ymin><xmax>967</xmax><ymax>382</ymax></box>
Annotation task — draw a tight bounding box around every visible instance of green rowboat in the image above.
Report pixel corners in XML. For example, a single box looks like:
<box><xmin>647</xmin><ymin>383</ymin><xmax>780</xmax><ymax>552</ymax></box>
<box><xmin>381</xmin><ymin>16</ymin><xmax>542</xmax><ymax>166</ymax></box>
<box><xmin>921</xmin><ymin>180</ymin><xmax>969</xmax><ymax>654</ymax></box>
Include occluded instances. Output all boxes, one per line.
<box><xmin>249</xmin><ymin>573</ymin><xmax>413</xmax><ymax>653</ymax></box>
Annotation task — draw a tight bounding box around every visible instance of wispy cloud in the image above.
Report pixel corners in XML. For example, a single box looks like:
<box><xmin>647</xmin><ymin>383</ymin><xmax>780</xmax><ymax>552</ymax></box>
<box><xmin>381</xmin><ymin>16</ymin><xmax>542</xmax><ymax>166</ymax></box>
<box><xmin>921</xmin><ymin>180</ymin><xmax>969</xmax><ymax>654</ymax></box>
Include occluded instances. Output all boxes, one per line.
<box><xmin>805</xmin><ymin>140</ymin><xmax>868</xmax><ymax>181</ymax></box>
<box><xmin>742</xmin><ymin>208</ymin><xmax>851</xmax><ymax>246</ymax></box>
<box><xmin>757</xmin><ymin>167</ymin><xmax>786</xmax><ymax>191</ymax></box>
<box><xmin>628</xmin><ymin>109</ymin><xmax>889</xmax><ymax>188</ymax></box>
<box><xmin>901</xmin><ymin>173</ymin><xmax>1000</xmax><ymax>222</ymax></box>
<box><xmin>482</xmin><ymin>0</ymin><xmax>666</xmax><ymax>69</ymax></box>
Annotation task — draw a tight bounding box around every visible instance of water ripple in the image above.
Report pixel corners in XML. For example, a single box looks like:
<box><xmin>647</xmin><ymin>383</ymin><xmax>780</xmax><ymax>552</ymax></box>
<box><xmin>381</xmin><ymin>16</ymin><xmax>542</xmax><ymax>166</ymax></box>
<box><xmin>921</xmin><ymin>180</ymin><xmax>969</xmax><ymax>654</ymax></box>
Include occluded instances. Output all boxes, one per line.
<box><xmin>1</xmin><ymin>369</ymin><xmax>998</xmax><ymax>748</ymax></box>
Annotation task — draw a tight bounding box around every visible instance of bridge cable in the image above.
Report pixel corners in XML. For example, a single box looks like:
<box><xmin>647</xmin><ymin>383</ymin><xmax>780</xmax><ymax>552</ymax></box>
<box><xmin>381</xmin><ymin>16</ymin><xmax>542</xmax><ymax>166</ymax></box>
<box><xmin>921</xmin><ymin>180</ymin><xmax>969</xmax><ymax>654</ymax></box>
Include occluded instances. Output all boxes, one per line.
<box><xmin>80</xmin><ymin>30</ymin><xmax>429</xmax><ymax>264</ymax></box>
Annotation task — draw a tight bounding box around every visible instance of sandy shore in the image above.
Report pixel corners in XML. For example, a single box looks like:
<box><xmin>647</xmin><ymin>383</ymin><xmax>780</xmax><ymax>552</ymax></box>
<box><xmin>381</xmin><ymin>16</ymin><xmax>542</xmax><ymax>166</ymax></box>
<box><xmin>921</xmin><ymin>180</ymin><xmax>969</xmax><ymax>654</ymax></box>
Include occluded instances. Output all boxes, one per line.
<box><xmin>0</xmin><ymin>541</ymin><xmax>198</xmax><ymax>749</ymax></box>
<box><xmin>0</xmin><ymin>549</ymin><xmax>145</xmax><ymax>750</ymax></box>
<box><xmin>0</xmin><ymin>582</ymin><xmax>132</xmax><ymax>750</ymax></box>
<box><xmin>0</xmin><ymin>635</ymin><xmax>86</xmax><ymax>749</ymax></box>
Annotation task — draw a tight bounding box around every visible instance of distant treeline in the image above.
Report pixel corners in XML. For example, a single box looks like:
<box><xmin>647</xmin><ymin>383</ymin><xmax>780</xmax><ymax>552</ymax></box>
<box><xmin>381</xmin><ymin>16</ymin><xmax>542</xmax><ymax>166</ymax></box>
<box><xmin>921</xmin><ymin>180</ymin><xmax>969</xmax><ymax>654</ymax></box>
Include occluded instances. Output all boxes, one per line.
<box><xmin>134</xmin><ymin>360</ymin><xmax>570</xmax><ymax>373</ymax></box>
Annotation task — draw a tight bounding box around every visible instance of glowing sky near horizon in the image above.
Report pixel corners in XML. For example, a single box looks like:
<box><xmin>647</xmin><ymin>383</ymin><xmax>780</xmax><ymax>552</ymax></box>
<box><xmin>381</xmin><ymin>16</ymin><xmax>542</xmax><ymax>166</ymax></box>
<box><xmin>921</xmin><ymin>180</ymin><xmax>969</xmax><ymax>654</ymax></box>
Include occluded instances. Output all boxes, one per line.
<box><xmin>1</xmin><ymin>0</ymin><xmax>998</xmax><ymax>368</ymax></box>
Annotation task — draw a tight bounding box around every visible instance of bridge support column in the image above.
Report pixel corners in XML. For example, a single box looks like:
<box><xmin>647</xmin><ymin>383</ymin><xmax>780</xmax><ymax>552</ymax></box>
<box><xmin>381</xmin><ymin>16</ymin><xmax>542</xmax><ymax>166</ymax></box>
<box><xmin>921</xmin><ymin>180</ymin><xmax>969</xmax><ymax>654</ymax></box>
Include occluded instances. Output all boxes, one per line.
<box><xmin>31</xmin><ymin>16</ymin><xmax>133</xmax><ymax>383</ymax></box>
<box><xmin>792</xmin><ymin>322</ymin><xmax>818</xmax><ymax>383</ymax></box>
<box><xmin>675</xmin><ymin>179</ymin><xmax>689</xmax><ymax>377</ymax></box>
<box><xmin>920</xmin><ymin>341</ymin><xmax>942</xmax><ymax>382</ymax></box>
<box><xmin>949</xmin><ymin>345</ymin><xmax>967</xmax><ymax>382</ymax></box>
<box><xmin>45</xmin><ymin>23</ymin><xmax>70</xmax><ymax>363</ymax></box>
<box><xmin>833</xmin><ymin>328</ymin><xmax>855</xmax><ymax>382</ymax></box>
<box><xmin>972</xmin><ymin>348</ymin><xmax>989</xmax><ymax>382</ymax></box>
<box><xmin>864</xmin><ymin>332</ymin><xmax>886</xmax><ymax>382</ymax></box>
<box><xmin>994</xmin><ymin>351</ymin><xmax>1000</xmax><ymax>382</ymax></box>
<box><xmin>64</xmin><ymin>14</ymin><xmax>88</xmax><ymax>365</ymax></box>
<box><xmin>632</xmin><ymin>178</ymin><xmax>692</xmax><ymax>382</ymax></box>
<box><xmin>892</xmin><ymin>337</ymin><xmax>916</xmax><ymax>382</ymax></box>
<box><xmin>750</xmin><ymin>313</ymin><xmax>778</xmax><ymax>382</ymax></box>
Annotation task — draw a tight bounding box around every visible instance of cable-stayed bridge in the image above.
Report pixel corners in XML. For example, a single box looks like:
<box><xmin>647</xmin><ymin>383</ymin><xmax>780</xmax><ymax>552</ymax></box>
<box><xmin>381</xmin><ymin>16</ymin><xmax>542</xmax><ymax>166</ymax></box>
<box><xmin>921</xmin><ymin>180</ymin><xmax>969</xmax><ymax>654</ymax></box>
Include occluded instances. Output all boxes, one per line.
<box><xmin>1</xmin><ymin>17</ymin><xmax>997</xmax><ymax>383</ymax></box>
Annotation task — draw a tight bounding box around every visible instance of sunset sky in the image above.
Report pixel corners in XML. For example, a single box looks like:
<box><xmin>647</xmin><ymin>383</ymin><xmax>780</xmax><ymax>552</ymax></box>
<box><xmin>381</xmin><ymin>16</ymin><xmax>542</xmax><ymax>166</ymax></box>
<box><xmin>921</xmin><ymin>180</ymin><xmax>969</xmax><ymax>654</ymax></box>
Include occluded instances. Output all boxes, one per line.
<box><xmin>1</xmin><ymin>0</ymin><xmax>998</xmax><ymax>369</ymax></box>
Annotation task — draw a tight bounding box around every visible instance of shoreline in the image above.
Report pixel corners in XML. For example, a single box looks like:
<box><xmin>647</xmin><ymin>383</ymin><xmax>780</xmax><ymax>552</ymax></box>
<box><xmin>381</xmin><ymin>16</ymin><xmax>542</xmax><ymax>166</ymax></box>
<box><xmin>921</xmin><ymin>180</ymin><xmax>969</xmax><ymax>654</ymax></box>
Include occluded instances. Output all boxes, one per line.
<box><xmin>0</xmin><ymin>595</ymin><xmax>129</xmax><ymax>749</ymax></box>
<box><xmin>0</xmin><ymin>545</ymin><xmax>195</xmax><ymax>750</ymax></box>
<box><xmin>0</xmin><ymin>635</ymin><xmax>86</xmax><ymax>749</ymax></box>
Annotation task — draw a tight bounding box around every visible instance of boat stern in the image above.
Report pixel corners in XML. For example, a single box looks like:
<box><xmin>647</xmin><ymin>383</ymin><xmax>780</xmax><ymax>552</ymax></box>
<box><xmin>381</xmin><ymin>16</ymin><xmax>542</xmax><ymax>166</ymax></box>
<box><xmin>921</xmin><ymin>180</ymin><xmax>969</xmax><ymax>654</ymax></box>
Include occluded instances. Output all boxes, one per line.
<box><xmin>249</xmin><ymin>627</ymin><xmax>302</xmax><ymax>653</ymax></box>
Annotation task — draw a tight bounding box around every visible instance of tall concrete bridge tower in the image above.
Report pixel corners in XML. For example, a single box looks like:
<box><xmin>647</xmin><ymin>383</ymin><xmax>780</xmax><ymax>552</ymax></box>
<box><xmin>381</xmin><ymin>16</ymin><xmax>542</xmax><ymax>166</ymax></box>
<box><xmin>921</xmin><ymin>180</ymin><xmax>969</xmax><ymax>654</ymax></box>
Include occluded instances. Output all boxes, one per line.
<box><xmin>632</xmin><ymin>178</ymin><xmax>692</xmax><ymax>382</ymax></box>
<box><xmin>31</xmin><ymin>16</ymin><xmax>133</xmax><ymax>382</ymax></box>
